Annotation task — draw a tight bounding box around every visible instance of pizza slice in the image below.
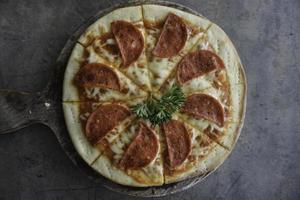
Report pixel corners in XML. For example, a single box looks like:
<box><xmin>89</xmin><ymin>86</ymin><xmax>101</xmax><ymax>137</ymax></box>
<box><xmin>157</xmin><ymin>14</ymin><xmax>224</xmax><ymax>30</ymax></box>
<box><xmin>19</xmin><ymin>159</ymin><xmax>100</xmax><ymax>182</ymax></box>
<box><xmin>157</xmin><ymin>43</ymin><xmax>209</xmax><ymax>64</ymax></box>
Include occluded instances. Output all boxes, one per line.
<box><xmin>63</xmin><ymin>43</ymin><xmax>148</xmax><ymax>102</ymax></box>
<box><xmin>91</xmin><ymin>120</ymin><xmax>164</xmax><ymax>187</ymax></box>
<box><xmin>142</xmin><ymin>4</ymin><xmax>212</xmax><ymax>91</ymax></box>
<box><xmin>77</xmin><ymin>6</ymin><xmax>152</xmax><ymax>91</ymax></box>
<box><xmin>159</xmin><ymin>116</ymin><xmax>229</xmax><ymax>183</ymax></box>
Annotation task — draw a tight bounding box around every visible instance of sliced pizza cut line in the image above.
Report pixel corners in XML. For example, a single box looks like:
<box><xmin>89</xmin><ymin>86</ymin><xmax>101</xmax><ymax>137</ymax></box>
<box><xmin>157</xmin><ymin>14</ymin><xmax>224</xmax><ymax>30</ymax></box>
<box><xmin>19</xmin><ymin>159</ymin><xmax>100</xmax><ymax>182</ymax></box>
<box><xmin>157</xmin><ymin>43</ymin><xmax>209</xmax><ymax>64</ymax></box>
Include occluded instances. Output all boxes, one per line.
<box><xmin>90</xmin><ymin>153</ymin><xmax>102</xmax><ymax>166</ymax></box>
<box><xmin>62</xmin><ymin>95</ymin><xmax>148</xmax><ymax>104</ymax></box>
<box><xmin>91</xmin><ymin>120</ymin><xmax>164</xmax><ymax>187</ymax></box>
<box><xmin>140</xmin><ymin>6</ymin><xmax>155</xmax><ymax>92</ymax></box>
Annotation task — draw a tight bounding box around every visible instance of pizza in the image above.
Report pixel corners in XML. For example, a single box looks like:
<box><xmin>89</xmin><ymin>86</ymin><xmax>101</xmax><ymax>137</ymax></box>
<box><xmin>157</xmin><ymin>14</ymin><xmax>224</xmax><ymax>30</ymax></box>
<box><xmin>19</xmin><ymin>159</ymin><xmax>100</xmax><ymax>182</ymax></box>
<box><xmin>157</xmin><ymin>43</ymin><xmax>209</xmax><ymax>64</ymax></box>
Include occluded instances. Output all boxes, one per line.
<box><xmin>62</xmin><ymin>4</ymin><xmax>246</xmax><ymax>187</ymax></box>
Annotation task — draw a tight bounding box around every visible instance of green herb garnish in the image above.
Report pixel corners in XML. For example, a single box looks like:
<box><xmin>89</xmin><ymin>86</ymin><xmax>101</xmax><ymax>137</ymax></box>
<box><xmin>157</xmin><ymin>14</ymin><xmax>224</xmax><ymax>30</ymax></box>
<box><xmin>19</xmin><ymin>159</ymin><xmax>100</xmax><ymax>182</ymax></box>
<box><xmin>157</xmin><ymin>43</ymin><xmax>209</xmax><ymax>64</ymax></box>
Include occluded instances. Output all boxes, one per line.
<box><xmin>132</xmin><ymin>84</ymin><xmax>185</xmax><ymax>125</ymax></box>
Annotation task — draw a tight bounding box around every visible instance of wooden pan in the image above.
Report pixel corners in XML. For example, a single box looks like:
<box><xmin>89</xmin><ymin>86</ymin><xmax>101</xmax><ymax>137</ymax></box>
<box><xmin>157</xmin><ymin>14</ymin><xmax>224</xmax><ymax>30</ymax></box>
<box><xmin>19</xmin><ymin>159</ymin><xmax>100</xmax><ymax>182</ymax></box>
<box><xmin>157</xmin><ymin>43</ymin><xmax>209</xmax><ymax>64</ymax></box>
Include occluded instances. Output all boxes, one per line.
<box><xmin>0</xmin><ymin>1</ymin><xmax>243</xmax><ymax>197</ymax></box>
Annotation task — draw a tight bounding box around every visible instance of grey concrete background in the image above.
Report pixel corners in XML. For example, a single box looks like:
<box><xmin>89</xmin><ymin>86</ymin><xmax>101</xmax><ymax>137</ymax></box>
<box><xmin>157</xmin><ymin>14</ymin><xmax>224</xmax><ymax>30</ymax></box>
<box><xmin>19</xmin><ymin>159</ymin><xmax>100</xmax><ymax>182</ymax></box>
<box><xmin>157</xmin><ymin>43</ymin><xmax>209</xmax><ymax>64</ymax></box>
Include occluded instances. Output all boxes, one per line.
<box><xmin>0</xmin><ymin>0</ymin><xmax>299</xmax><ymax>199</ymax></box>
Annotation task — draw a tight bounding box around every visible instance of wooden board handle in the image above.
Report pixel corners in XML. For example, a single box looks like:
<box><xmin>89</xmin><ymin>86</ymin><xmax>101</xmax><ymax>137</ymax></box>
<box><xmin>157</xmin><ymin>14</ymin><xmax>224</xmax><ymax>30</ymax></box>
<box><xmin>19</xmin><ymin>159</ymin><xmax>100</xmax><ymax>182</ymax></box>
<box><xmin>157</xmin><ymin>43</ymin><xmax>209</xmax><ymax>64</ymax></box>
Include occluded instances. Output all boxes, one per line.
<box><xmin>0</xmin><ymin>89</ymin><xmax>52</xmax><ymax>134</ymax></box>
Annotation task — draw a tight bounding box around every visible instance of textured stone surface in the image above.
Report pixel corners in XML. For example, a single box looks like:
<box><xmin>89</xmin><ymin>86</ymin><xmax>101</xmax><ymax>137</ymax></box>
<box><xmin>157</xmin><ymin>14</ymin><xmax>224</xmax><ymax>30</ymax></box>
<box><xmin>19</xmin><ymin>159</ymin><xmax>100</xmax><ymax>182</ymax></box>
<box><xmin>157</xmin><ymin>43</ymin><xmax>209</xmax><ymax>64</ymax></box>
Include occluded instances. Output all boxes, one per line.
<box><xmin>0</xmin><ymin>0</ymin><xmax>300</xmax><ymax>199</ymax></box>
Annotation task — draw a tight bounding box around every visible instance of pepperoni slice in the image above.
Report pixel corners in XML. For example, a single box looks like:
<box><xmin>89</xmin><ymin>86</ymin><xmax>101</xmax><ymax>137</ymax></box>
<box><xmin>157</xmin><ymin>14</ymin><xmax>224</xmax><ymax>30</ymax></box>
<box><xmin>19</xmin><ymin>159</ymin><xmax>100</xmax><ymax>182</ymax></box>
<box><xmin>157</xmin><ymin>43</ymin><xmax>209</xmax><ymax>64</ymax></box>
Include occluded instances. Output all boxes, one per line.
<box><xmin>162</xmin><ymin>120</ymin><xmax>191</xmax><ymax>168</ymax></box>
<box><xmin>177</xmin><ymin>50</ymin><xmax>225</xmax><ymax>84</ymax></box>
<box><xmin>111</xmin><ymin>20</ymin><xmax>144</xmax><ymax>68</ymax></box>
<box><xmin>181</xmin><ymin>94</ymin><xmax>225</xmax><ymax>127</ymax></box>
<box><xmin>152</xmin><ymin>13</ymin><xmax>188</xmax><ymax>58</ymax></box>
<box><xmin>119</xmin><ymin>122</ymin><xmax>159</xmax><ymax>170</ymax></box>
<box><xmin>74</xmin><ymin>63</ymin><xmax>121</xmax><ymax>90</ymax></box>
<box><xmin>85</xmin><ymin>104</ymin><xmax>130</xmax><ymax>145</ymax></box>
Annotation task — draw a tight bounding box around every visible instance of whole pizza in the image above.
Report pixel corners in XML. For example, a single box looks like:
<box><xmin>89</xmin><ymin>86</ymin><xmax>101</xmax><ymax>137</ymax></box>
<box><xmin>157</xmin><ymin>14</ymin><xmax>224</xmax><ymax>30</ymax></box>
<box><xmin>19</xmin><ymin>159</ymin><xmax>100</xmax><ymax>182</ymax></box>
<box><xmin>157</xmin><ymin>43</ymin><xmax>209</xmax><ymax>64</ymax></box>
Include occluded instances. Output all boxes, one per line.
<box><xmin>63</xmin><ymin>4</ymin><xmax>246</xmax><ymax>187</ymax></box>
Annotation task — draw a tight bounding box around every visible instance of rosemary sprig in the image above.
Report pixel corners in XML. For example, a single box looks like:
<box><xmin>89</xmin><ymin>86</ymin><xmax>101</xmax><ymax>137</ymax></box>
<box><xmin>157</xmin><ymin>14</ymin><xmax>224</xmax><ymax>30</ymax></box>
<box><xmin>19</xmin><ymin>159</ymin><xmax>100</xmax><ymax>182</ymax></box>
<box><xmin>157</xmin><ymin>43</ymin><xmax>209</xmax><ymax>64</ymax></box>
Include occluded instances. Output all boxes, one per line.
<box><xmin>132</xmin><ymin>84</ymin><xmax>185</xmax><ymax>125</ymax></box>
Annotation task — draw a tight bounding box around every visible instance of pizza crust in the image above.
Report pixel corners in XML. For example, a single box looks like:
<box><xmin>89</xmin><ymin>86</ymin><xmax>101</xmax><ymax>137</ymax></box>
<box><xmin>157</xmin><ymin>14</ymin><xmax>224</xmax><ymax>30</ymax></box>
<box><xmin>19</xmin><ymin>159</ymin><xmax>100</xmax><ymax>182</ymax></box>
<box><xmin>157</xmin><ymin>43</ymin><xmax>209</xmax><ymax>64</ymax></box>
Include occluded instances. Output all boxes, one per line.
<box><xmin>205</xmin><ymin>24</ymin><xmax>245</xmax><ymax>85</ymax></box>
<box><xmin>91</xmin><ymin>155</ymin><xmax>149</xmax><ymax>187</ymax></box>
<box><xmin>92</xmin><ymin>154</ymin><xmax>164</xmax><ymax>187</ymax></box>
<box><xmin>63</xmin><ymin>44</ymin><xmax>85</xmax><ymax>102</ymax></box>
<box><xmin>63</xmin><ymin>102</ymin><xmax>101</xmax><ymax>164</ymax></box>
